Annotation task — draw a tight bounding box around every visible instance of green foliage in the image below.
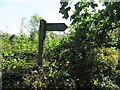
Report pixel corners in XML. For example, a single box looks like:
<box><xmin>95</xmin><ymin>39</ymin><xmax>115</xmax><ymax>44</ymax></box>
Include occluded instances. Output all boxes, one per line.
<box><xmin>2</xmin><ymin>1</ymin><xmax>120</xmax><ymax>89</ymax></box>
<box><xmin>1</xmin><ymin>15</ymin><xmax>46</xmax><ymax>89</ymax></box>
<box><xmin>28</xmin><ymin>14</ymin><xmax>41</xmax><ymax>41</ymax></box>
<box><xmin>45</xmin><ymin>1</ymin><xmax>120</xmax><ymax>89</ymax></box>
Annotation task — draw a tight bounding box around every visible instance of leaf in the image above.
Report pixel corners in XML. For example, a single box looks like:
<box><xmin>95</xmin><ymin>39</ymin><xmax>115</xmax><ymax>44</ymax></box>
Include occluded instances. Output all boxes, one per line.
<box><xmin>71</xmin><ymin>14</ymin><xmax>76</xmax><ymax>20</ymax></box>
<box><xmin>63</xmin><ymin>11</ymin><xmax>69</xmax><ymax>19</ymax></box>
<box><xmin>75</xmin><ymin>2</ymin><xmax>80</xmax><ymax>10</ymax></box>
<box><xmin>66</xmin><ymin>7</ymin><xmax>71</xmax><ymax>11</ymax></box>
<box><xmin>90</xmin><ymin>2</ymin><xmax>98</xmax><ymax>9</ymax></box>
<box><xmin>59</xmin><ymin>7</ymin><xmax>65</xmax><ymax>14</ymax></box>
<box><xmin>13</xmin><ymin>66</ymin><xmax>16</xmax><ymax>69</ymax></box>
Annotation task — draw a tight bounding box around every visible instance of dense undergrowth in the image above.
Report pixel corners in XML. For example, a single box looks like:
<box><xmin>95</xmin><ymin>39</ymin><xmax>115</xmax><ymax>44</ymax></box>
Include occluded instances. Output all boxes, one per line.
<box><xmin>1</xmin><ymin>1</ymin><xmax>120</xmax><ymax>90</ymax></box>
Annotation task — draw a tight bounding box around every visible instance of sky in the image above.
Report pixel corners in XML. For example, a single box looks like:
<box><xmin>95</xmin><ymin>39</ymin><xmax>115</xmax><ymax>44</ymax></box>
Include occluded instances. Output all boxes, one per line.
<box><xmin>0</xmin><ymin>0</ymin><xmax>76</xmax><ymax>35</ymax></box>
<box><xmin>0</xmin><ymin>0</ymin><xmax>104</xmax><ymax>35</ymax></box>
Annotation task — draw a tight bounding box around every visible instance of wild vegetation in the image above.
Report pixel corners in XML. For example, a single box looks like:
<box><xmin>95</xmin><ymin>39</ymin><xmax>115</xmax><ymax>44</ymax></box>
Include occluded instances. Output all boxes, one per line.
<box><xmin>1</xmin><ymin>1</ymin><xmax>120</xmax><ymax>89</ymax></box>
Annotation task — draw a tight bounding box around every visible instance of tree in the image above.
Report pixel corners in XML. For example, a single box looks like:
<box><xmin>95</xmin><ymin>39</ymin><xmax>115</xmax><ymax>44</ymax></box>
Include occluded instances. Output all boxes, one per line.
<box><xmin>28</xmin><ymin>14</ymin><xmax>41</xmax><ymax>41</ymax></box>
<box><xmin>44</xmin><ymin>1</ymin><xmax>120</xmax><ymax>89</ymax></box>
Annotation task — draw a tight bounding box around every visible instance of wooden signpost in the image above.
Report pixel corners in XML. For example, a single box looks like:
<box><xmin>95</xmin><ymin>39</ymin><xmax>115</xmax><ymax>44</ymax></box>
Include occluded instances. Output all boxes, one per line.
<box><xmin>38</xmin><ymin>19</ymin><xmax>67</xmax><ymax>66</ymax></box>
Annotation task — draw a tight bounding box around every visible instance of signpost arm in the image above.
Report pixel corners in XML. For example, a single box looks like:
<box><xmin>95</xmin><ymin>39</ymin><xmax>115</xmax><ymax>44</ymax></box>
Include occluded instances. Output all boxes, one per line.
<box><xmin>38</xmin><ymin>19</ymin><xmax>46</xmax><ymax>66</ymax></box>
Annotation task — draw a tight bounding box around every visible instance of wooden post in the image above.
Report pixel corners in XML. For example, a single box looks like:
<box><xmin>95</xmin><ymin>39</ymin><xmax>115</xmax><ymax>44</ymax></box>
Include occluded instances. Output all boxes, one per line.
<box><xmin>38</xmin><ymin>19</ymin><xmax>46</xmax><ymax>66</ymax></box>
<box><xmin>38</xmin><ymin>19</ymin><xmax>67</xmax><ymax>66</ymax></box>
